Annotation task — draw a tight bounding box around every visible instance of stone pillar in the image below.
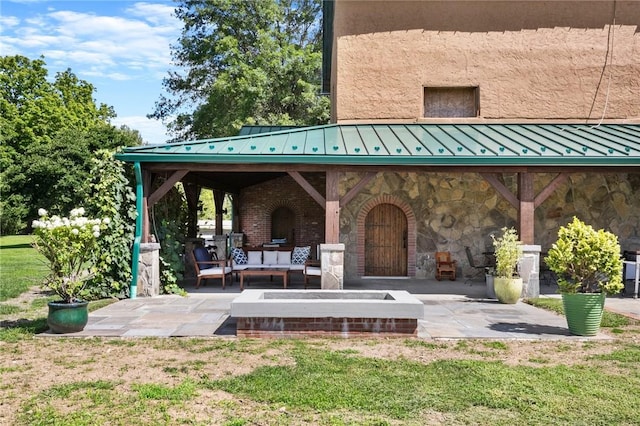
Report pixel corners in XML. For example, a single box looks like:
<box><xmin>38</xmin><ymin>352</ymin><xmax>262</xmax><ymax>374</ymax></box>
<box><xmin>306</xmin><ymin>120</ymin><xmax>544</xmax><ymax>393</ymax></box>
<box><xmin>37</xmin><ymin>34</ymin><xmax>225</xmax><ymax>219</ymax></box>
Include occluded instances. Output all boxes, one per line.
<box><xmin>320</xmin><ymin>243</ymin><xmax>345</xmax><ymax>289</ymax></box>
<box><xmin>519</xmin><ymin>245</ymin><xmax>541</xmax><ymax>298</ymax></box>
<box><xmin>137</xmin><ymin>243</ymin><xmax>161</xmax><ymax>297</ymax></box>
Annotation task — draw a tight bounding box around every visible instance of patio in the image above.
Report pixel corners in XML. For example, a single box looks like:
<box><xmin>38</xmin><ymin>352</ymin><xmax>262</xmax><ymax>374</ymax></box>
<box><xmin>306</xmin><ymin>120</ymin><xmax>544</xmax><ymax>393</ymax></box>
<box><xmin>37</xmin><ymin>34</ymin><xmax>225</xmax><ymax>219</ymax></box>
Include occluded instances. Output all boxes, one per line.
<box><xmin>39</xmin><ymin>275</ymin><xmax>639</xmax><ymax>339</ymax></box>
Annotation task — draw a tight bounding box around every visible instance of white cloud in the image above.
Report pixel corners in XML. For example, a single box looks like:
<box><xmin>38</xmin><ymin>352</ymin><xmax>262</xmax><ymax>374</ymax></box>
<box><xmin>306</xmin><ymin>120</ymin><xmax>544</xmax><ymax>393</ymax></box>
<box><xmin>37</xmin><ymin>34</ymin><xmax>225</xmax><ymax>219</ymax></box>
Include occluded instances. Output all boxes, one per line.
<box><xmin>1</xmin><ymin>2</ymin><xmax>181</xmax><ymax>82</ymax></box>
<box><xmin>113</xmin><ymin>115</ymin><xmax>171</xmax><ymax>145</ymax></box>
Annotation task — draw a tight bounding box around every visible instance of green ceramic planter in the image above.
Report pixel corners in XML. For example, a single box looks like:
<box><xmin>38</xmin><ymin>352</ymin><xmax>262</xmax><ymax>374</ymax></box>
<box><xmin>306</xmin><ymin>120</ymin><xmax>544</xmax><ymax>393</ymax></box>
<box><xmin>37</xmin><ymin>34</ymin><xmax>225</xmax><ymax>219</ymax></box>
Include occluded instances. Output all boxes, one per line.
<box><xmin>493</xmin><ymin>277</ymin><xmax>523</xmax><ymax>304</ymax></box>
<box><xmin>47</xmin><ymin>300</ymin><xmax>89</xmax><ymax>334</ymax></box>
<box><xmin>561</xmin><ymin>293</ymin><xmax>605</xmax><ymax>336</ymax></box>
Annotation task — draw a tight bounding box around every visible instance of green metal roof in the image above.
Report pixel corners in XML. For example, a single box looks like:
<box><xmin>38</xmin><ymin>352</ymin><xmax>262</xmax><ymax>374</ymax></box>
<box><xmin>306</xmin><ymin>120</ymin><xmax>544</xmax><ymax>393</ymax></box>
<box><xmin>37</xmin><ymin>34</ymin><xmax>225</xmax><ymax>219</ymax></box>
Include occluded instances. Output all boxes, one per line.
<box><xmin>237</xmin><ymin>125</ymin><xmax>300</xmax><ymax>136</ymax></box>
<box><xmin>116</xmin><ymin>123</ymin><xmax>640</xmax><ymax>167</ymax></box>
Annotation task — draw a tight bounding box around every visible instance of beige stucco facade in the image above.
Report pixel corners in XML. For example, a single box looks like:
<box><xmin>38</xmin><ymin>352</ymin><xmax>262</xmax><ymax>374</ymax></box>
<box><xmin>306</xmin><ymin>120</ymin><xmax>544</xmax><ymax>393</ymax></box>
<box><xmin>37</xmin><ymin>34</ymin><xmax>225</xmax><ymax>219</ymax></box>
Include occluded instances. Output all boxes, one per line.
<box><xmin>331</xmin><ymin>0</ymin><xmax>640</xmax><ymax>123</ymax></box>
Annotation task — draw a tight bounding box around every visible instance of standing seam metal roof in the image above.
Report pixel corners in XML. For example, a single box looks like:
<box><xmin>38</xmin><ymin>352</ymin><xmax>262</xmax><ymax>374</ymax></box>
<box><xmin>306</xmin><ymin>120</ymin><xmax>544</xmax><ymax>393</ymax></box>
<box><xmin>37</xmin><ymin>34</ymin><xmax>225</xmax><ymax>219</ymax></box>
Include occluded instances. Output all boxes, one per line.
<box><xmin>116</xmin><ymin>123</ymin><xmax>640</xmax><ymax>167</ymax></box>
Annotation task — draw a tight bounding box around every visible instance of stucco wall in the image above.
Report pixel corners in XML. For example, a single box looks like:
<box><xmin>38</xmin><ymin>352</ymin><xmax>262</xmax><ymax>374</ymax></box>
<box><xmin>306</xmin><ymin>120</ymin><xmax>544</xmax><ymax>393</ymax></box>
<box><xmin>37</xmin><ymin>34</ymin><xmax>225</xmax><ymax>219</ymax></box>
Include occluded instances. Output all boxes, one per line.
<box><xmin>332</xmin><ymin>0</ymin><xmax>640</xmax><ymax>122</ymax></box>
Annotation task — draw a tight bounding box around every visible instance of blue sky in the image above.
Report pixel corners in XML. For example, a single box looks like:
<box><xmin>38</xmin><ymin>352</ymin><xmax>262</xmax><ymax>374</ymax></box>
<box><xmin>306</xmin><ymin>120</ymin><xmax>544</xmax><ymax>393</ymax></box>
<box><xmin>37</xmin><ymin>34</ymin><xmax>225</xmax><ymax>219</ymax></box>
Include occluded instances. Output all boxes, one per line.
<box><xmin>1</xmin><ymin>0</ymin><xmax>182</xmax><ymax>143</ymax></box>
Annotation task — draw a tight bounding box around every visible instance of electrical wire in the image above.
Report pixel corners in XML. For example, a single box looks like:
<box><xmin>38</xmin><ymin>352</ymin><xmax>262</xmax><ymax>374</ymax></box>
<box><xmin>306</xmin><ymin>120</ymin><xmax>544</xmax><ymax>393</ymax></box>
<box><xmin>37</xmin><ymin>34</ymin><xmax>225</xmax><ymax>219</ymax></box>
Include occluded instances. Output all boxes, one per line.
<box><xmin>587</xmin><ymin>0</ymin><xmax>616</xmax><ymax>128</ymax></box>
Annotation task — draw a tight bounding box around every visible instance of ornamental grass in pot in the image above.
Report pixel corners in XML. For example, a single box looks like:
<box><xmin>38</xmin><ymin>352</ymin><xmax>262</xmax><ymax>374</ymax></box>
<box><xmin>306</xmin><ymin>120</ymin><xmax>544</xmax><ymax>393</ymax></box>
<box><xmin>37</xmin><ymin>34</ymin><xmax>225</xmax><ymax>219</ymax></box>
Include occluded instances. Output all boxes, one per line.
<box><xmin>32</xmin><ymin>208</ymin><xmax>109</xmax><ymax>333</ymax></box>
<box><xmin>544</xmin><ymin>217</ymin><xmax>623</xmax><ymax>336</ymax></box>
<box><xmin>491</xmin><ymin>227</ymin><xmax>523</xmax><ymax>304</ymax></box>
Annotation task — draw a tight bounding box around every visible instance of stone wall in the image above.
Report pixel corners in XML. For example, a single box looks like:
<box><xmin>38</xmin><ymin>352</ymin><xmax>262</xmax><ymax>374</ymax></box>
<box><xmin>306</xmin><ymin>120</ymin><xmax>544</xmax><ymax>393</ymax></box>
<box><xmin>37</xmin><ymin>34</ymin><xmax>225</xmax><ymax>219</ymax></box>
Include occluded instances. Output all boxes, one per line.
<box><xmin>340</xmin><ymin>172</ymin><xmax>640</xmax><ymax>279</ymax></box>
<box><xmin>237</xmin><ymin>171</ymin><xmax>640</xmax><ymax>280</ymax></box>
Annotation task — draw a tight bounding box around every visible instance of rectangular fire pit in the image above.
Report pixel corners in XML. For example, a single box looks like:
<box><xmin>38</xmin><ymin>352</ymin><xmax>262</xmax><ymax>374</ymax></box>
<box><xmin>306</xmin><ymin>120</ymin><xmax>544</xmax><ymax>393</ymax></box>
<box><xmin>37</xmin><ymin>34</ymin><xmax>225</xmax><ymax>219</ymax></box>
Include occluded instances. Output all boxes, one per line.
<box><xmin>231</xmin><ymin>290</ymin><xmax>424</xmax><ymax>337</ymax></box>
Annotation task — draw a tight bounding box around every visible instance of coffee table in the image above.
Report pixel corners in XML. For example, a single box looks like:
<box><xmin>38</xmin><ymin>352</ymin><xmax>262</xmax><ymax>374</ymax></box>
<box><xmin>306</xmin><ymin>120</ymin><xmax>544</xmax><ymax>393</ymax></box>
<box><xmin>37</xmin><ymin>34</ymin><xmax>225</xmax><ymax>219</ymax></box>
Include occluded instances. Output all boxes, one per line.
<box><xmin>239</xmin><ymin>268</ymin><xmax>289</xmax><ymax>290</ymax></box>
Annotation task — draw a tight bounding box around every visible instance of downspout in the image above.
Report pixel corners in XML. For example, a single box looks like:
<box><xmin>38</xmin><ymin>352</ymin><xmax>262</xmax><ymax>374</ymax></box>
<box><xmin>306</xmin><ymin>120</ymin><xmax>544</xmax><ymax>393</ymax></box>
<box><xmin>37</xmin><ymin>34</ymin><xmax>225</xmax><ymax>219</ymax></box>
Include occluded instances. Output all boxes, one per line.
<box><xmin>130</xmin><ymin>161</ymin><xmax>143</xmax><ymax>299</ymax></box>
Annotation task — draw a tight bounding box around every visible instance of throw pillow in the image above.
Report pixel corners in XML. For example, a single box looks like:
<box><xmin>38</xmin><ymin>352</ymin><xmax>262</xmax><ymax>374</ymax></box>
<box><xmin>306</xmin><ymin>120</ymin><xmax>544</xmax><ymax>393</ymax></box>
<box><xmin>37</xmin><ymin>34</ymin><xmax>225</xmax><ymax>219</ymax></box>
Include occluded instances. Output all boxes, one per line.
<box><xmin>292</xmin><ymin>246</ymin><xmax>311</xmax><ymax>264</ymax></box>
<box><xmin>277</xmin><ymin>251</ymin><xmax>292</xmax><ymax>265</ymax></box>
<box><xmin>263</xmin><ymin>250</ymin><xmax>278</xmax><ymax>265</ymax></box>
<box><xmin>231</xmin><ymin>247</ymin><xmax>247</xmax><ymax>265</ymax></box>
<box><xmin>247</xmin><ymin>251</ymin><xmax>262</xmax><ymax>265</ymax></box>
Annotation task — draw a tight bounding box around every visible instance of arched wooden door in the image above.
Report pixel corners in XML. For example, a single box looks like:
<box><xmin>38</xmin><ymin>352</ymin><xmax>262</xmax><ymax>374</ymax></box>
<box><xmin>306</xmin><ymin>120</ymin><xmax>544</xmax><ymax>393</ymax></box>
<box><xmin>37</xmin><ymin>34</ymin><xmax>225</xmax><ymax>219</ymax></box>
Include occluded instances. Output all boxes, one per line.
<box><xmin>364</xmin><ymin>203</ymin><xmax>408</xmax><ymax>276</ymax></box>
<box><xmin>271</xmin><ymin>207</ymin><xmax>295</xmax><ymax>244</ymax></box>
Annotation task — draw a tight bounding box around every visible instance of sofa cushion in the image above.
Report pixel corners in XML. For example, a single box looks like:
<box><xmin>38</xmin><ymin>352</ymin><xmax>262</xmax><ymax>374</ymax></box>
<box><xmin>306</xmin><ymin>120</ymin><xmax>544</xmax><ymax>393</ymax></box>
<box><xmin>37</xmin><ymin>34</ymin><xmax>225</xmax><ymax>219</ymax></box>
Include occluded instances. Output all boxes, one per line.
<box><xmin>263</xmin><ymin>250</ymin><xmax>278</xmax><ymax>265</ymax></box>
<box><xmin>231</xmin><ymin>247</ymin><xmax>247</xmax><ymax>265</ymax></box>
<box><xmin>247</xmin><ymin>251</ymin><xmax>262</xmax><ymax>265</ymax></box>
<box><xmin>277</xmin><ymin>251</ymin><xmax>292</xmax><ymax>265</ymax></box>
<box><xmin>292</xmin><ymin>246</ymin><xmax>311</xmax><ymax>264</ymax></box>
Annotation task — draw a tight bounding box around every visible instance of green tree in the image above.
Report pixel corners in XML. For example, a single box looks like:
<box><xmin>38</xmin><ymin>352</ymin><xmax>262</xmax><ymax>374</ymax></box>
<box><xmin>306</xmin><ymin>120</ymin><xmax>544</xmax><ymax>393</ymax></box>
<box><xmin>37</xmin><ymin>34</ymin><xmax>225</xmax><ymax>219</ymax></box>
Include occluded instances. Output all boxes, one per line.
<box><xmin>0</xmin><ymin>55</ymin><xmax>140</xmax><ymax>234</ymax></box>
<box><xmin>150</xmin><ymin>0</ymin><xmax>329</xmax><ymax>140</ymax></box>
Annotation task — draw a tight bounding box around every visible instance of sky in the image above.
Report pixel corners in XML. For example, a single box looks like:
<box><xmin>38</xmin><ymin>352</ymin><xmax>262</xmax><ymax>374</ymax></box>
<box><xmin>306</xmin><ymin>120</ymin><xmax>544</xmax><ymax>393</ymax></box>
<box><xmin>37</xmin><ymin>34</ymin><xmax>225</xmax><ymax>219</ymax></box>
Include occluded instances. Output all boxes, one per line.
<box><xmin>1</xmin><ymin>0</ymin><xmax>182</xmax><ymax>144</ymax></box>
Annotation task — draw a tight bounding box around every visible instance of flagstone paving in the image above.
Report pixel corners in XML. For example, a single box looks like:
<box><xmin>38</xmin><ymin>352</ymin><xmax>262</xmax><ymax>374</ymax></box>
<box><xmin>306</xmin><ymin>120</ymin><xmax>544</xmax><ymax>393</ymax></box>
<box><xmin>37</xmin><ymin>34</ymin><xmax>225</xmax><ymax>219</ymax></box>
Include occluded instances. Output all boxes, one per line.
<box><xmin>37</xmin><ymin>277</ymin><xmax>639</xmax><ymax>339</ymax></box>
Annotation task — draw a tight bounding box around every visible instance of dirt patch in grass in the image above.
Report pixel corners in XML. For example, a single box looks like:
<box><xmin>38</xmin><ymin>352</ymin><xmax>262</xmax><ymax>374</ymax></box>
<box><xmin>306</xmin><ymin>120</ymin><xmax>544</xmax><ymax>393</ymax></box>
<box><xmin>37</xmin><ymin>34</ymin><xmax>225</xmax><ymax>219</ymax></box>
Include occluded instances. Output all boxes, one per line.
<box><xmin>1</xmin><ymin>290</ymin><xmax>639</xmax><ymax>425</ymax></box>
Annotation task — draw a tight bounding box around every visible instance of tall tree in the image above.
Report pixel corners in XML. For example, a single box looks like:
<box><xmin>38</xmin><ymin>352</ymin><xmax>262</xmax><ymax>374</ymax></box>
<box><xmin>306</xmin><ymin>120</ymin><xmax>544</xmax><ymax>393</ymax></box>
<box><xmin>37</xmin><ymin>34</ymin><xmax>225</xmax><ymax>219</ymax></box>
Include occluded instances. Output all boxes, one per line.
<box><xmin>0</xmin><ymin>55</ymin><xmax>140</xmax><ymax>234</ymax></box>
<box><xmin>150</xmin><ymin>0</ymin><xmax>329</xmax><ymax>140</ymax></box>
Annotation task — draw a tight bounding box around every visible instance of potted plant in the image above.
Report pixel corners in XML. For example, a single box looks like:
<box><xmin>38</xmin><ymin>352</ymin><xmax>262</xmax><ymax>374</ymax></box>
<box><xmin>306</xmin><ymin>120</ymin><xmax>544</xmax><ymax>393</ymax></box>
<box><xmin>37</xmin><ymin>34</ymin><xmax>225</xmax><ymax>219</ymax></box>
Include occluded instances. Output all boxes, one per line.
<box><xmin>491</xmin><ymin>227</ymin><xmax>523</xmax><ymax>304</ymax></box>
<box><xmin>32</xmin><ymin>208</ymin><xmax>109</xmax><ymax>333</ymax></box>
<box><xmin>544</xmin><ymin>217</ymin><xmax>623</xmax><ymax>336</ymax></box>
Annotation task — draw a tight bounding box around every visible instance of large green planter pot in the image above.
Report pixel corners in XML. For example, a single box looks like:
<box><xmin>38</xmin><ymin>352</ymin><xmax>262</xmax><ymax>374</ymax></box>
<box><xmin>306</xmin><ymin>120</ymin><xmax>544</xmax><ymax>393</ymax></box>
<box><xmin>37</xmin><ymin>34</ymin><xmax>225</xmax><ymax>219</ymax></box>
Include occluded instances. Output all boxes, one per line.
<box><xmin>47</xmin><ymin>301</ymin><xmax>89</xmax><ymax>334</ymax></box>
<box><xmin>493</xmin><ymin>277</ymin><xmax>523</xmax><ymax>304</ymax></box>
<box><xmin>561</xmin><ymin>293</ymin><xmax>605</xmax><ymax>336</ymax></box>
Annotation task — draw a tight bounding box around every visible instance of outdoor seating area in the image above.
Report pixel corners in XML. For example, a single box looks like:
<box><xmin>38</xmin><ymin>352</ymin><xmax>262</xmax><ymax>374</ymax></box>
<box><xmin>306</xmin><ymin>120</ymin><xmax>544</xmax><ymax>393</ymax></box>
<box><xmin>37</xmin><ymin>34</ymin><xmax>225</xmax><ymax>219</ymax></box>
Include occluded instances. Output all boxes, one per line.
<box><xmin>191</xmin><ymin>246</ymin><xmax>233</xmax><ymax>289</ymax></box>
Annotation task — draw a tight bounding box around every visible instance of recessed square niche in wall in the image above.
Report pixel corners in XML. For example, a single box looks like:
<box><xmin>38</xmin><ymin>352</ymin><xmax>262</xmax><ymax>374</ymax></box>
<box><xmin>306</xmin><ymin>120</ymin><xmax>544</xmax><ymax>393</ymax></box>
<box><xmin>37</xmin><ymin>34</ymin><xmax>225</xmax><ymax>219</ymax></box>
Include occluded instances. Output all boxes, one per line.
<box><xmin>423</xmin><ymin>87</ymin><xmax>479</xmax><ymax>118</ymax></box>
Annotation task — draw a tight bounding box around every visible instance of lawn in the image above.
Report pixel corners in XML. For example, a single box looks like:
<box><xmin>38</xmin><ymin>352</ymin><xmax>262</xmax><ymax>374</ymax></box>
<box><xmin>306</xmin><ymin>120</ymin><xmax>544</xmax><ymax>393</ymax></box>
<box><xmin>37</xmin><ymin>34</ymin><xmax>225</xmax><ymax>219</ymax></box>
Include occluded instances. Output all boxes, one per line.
<box><xmin>0</xmin><ymin>235</ymin><xmax>48</xmax><ymax>301</ymax></box>
<box><xmin>1</xmin><ymin>237</ymin><xmax>639</xmax><ymax>425</ymax></box>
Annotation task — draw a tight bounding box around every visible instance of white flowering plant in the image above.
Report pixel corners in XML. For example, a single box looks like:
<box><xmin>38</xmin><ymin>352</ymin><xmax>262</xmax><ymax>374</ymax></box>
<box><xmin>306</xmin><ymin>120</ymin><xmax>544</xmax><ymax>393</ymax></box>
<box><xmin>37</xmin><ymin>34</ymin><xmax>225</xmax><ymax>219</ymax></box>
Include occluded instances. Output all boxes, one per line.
<box><xmin>32</xmin><ymin>208</ymin><xmax>110</xmax><ymax>303</ymax></box>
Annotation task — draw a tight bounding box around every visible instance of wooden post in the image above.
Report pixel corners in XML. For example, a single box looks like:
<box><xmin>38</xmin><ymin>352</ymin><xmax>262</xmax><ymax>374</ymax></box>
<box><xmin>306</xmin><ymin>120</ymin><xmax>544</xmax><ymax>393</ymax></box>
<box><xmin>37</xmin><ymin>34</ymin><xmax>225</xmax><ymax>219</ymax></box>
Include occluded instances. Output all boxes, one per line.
<box><xmin>325</xmin><ymin>171</ymin><xmax>340</xmax><ymax>244</ymax></box>
<box><xmin>518</xmin><ymin>173</ymin><xmax>535</xmax><ymax>244</ymax></box>
<box><xmin>231</xmin><ymin>195</ymin><xmax>240</xmax><ymax>233</ymax></box>
<box><xmin>142</xmin><ymin>170</ymin><xmax>152</xmax><ymax>243</ymax></box>
<box><xmin>213</xmin><ymin>189</ymin><xmax>225</xmax><ymax>235</ymax></box>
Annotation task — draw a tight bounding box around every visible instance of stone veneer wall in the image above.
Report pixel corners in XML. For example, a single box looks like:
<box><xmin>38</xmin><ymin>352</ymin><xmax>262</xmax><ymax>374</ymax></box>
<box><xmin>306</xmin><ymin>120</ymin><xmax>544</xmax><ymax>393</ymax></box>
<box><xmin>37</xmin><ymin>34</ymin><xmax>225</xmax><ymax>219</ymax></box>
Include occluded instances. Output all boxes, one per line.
<box><xmin>340</xmin><ymin>172</ymin><xmax>640</xmax><ymax>279</ymax></box>
<box><xmin>237</xmin><ymin>171</ymin><xmax>640</xmax><ymax>279</ymax></box>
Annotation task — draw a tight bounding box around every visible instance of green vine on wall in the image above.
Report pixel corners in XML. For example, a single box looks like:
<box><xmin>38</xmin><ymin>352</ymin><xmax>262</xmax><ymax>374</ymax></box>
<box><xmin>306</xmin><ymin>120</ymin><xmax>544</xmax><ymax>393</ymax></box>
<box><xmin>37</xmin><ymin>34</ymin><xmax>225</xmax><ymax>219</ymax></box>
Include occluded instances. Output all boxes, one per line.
<box><xmin>84</xmin><ymin>150</ymin><xmax>136</xmax><ymax>299</ymax></box>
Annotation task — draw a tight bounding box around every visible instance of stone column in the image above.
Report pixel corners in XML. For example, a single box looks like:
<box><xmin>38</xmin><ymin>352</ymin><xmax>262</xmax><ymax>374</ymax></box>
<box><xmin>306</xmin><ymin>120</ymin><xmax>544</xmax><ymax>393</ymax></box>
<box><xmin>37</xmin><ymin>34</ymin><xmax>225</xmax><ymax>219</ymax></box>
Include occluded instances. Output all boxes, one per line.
<box><xmin>519</xmin><ymin>245</ymin><xmax>541</xmax><ymax>298</ymax></box>
<box><xmin>320</xmin><ymin>243</ymin><xmax>345</xmax><ymax>290</ymax></box>
<box><xmin>137</xmin><ymin>243</ymin><xmax>161</xmax><ymax>297</ymax></box>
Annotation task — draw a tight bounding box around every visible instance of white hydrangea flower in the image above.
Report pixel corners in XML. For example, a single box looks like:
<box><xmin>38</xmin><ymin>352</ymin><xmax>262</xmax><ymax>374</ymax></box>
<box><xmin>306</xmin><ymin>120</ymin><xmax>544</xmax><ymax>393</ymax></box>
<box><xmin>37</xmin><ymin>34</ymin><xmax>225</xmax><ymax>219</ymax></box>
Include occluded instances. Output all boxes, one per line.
<box><xmin>93</xmin><ymin>231</ymin><xmax>100</xmax><ymax>238</ymax></box>
<box><xmin>38</xmin><ymin>208</ymin><xmax>48</xmax><ymax>217</ymax></box>
<box><xmin>71</xmin><ymin>228</ymin><xmax>79</xmax><ymax>235</ymax></box>
<box><xmin>102</xmin><ymin>217</ymin><xmax>111</xmax><ymax>225</ymax></box>
<box><xmin>70</xmin><ymin>208</ymin><xmax>85</xmax><ymax>218</ymax></box>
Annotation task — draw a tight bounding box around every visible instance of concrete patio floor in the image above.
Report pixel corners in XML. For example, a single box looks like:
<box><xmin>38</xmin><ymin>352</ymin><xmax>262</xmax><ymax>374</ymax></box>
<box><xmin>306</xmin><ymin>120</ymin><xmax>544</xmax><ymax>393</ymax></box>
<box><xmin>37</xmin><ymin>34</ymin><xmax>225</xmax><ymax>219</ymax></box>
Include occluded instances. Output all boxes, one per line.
<box><xmin>41</xmin><ymin>275</ymin><xmax>639</xmax><ymax>339</ymax></box>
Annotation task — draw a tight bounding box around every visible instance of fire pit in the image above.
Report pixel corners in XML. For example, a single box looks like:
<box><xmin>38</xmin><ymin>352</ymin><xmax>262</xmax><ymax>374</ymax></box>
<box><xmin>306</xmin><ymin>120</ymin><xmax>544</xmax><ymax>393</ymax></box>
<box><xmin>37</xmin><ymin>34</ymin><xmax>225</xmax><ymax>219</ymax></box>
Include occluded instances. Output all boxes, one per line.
<box><xmin>231</xmin><ymin>290</ymin><xmax>424</xmax><ymax>337</ymax></box>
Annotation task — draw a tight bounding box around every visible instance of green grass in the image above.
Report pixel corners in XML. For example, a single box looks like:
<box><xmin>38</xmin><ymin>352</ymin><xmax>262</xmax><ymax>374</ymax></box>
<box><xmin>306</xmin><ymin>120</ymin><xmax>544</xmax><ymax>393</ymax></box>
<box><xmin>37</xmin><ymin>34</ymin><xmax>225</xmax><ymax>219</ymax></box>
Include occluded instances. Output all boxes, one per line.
<box><xmin>14</xmin><ymin>342</ymin><xmax>640</xmax><ymax>425</ymax></box>
<box><xmin>0</xmin><ymin>235</ymin><xmax>48</xmax><ymax>301</ymax></box>
<box><xmin>526</xmin><ymin>297</ymin><xmax>634</xmax><ymax>328</ymax></box>
<box><xmin>205</xmin><ymin>345</ymin><xmax>640</xmax><ymax>424</ymax></box>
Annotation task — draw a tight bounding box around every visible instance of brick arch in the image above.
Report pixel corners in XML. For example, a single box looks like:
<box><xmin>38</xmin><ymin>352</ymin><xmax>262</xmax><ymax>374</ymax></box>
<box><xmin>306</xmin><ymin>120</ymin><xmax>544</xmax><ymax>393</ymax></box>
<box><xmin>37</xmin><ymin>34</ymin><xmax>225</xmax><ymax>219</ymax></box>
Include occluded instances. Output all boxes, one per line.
<box><xmin>356</xmin><ymin>195</ymin><xmax>417</xmax><ymax>277</ymax></box>
<box><xmin>264</xmin><ymin>200</ymin><xmax>300</xmax><ymax>245</ymax></box>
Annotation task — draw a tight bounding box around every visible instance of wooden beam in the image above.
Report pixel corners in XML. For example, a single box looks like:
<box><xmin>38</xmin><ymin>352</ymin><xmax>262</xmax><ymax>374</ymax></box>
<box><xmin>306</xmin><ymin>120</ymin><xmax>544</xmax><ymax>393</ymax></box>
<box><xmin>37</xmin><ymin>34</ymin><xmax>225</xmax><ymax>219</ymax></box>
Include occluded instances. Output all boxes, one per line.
<box><xmin>340</xmin><ymin>172</ymin><xmax>377</xmax><ymax>208</ymax></box>
<box><xmin>480</xmin><ymin>173</ymin><xmax>519</xmax><ymax>208</ymax></box>
<box><xmin>518</xmin><ymin>173</ymin><xmax>535</xmax><ymax>244</ymax></box>
<box><xmin>325</xmin><ymin>171</ymin><xmax>340</xmax><ymax>244</ymax></box>
<box><xmin>213</xmin><ymin>189</ymin><xmax>225</xmax><ymax>236</ymax></box>
<box><xmin>288</xmin><ymin>171</ymin><xmax>326</xmax><ymax>208</ymax></box>
<box><xmin>534</xmin><ymin>173</ymin><xmax>569</xmax><ymax>208</ymax></box>
<box><xmin>148</xmin><ymin>170</ymin><xmax>189</xmax><ymax>207</ymax></box>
